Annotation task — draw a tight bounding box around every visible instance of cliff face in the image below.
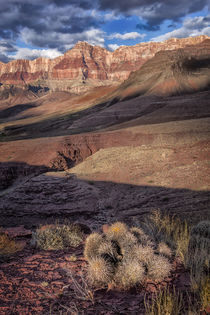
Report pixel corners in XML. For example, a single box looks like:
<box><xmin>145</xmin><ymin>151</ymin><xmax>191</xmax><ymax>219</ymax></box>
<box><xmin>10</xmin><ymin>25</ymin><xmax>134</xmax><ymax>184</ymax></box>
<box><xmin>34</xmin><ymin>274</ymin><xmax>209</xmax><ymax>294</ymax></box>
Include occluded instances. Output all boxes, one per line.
<box><xmin>0</xmin><ymin>35</ymin><xmax>209</xmax><ymax>93</ymax></box>
<box><xmin>112</xmin><ymin>39</ymin><xmax>210</xmax><ymax>99</ymax></box>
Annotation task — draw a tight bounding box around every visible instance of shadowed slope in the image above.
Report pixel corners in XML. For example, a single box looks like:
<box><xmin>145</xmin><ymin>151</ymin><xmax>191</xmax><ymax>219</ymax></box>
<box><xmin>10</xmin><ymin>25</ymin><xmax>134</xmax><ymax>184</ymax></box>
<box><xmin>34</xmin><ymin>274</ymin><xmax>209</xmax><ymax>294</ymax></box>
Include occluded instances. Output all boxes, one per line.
<box><xmin>111</xmin><ymin>39</ymin><xmax>210</xmax><ymax>100</ymax></box>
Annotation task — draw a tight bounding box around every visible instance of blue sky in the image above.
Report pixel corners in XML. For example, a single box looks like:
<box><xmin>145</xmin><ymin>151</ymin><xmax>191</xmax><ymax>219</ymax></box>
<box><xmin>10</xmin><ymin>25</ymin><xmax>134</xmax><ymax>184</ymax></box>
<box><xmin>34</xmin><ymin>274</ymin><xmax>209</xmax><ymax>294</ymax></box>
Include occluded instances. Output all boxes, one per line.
<box><xmin>0</xmin><ymin>0</ymin><xmax>209</xmax><ymax>62</ymax></box>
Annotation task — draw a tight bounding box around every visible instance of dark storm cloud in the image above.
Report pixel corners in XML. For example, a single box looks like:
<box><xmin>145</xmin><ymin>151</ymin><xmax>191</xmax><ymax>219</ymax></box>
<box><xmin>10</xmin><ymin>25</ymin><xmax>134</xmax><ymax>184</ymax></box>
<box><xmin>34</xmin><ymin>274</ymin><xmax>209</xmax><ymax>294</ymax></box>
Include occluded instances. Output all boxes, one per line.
<box><xmin>0</xmin><ymin>0</ymin><xmax>98</xmax><ymax>44</ymax></box>
<box><xmin>0</xmin><ymin>0</ymin><xmax>209</xmax><ymax>62</ymax></box>
<box><xmin>0</xmin><ymin>0</ymin><xmax>209</xmax><ymax>44</ymax></box>
<box><xmin>0</xmin><ymin>40</ymin><xmax>17</xmax><ymax>63</ymax></box>
<box><xmin>98</xmin><ymin>0</ymin><xmax>210</xmax><ymax>27</ymax></box>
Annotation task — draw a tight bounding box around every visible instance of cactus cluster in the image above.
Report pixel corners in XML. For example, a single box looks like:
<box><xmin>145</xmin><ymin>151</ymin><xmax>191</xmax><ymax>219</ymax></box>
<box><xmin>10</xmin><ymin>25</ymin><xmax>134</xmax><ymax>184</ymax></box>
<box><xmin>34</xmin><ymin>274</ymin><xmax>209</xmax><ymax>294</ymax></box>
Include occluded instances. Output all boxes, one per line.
<box><xmin>84</xmin><ymin>222</ymin><xmax>172</xmax><ymax>289</ymax></box>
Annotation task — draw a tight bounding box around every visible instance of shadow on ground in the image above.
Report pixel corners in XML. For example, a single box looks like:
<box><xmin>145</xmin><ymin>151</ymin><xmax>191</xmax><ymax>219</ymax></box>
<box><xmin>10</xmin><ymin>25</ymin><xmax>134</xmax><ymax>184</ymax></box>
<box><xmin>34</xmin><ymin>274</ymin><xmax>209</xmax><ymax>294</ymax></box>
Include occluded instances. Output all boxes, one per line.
<box><xmin>0</xmin><ymin>161</ymin><xmax>209</xmax><ymax>229</ymax></box>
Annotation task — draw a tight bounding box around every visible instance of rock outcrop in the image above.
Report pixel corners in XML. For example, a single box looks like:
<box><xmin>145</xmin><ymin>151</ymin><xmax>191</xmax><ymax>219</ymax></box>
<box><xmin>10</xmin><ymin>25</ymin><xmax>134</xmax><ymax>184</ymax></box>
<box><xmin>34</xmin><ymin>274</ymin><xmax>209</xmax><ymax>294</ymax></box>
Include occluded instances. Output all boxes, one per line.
<box><xmin>111</xmin><ymin>39</ymin><xmax>210</xmax><ymax>99</ymax></box>
<box><xmin>0</xmin><ymin>35</ymin><xmax>209</xmax><ymax>93</ymax></box>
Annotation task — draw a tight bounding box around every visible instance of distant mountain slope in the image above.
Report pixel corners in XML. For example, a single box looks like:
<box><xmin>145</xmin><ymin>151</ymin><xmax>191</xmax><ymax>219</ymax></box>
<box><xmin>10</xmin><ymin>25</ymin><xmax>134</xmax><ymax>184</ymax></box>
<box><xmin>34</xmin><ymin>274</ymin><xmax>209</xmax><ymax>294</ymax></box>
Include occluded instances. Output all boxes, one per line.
<box><xmin>112</xmin><ymin>39</ymin><xmax>210</xmax><ymax>99</ymax></box>
<box><xmin>0</xmin><ymin>35</ymin><xmax>209</xmax><ymax>94</ymax></box>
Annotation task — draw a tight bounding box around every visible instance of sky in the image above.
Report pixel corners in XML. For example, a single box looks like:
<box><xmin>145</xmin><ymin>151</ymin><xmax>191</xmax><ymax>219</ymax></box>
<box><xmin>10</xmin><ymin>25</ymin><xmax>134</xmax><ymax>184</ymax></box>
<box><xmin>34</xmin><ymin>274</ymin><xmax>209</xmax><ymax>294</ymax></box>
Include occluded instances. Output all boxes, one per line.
<box><xmin>0</xmin><ymin>0</ymin><xmax>210</xmax><ymax>62</ymax></box>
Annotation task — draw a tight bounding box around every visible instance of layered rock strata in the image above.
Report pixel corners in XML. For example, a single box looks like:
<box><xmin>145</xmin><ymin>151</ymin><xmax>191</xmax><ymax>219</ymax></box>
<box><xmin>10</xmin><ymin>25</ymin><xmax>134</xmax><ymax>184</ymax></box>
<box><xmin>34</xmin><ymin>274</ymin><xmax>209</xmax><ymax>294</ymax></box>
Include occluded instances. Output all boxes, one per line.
<box><xmin>0</xmin><ymin>35</ymin><xmax>209</xmax><ymax>93</ymax></box>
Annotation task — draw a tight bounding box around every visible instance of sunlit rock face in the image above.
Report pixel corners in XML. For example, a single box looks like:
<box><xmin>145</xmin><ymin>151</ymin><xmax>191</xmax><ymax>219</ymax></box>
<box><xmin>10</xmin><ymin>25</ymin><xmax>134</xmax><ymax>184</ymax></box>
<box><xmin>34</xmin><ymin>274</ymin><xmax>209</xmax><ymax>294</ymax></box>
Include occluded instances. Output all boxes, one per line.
<box><xmin>0</xmin><ymin>35</ymin><xmax>209</xmax><ymax>93</ymax></box>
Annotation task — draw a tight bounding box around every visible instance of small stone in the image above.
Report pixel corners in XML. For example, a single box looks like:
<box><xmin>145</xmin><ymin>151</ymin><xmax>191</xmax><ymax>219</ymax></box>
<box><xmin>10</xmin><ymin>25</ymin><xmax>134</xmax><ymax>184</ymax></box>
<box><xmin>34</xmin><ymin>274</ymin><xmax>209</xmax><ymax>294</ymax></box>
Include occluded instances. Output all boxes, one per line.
<box><xmin>41</xmin><ymin>281</ymin><xmax>49</xmax><ymax>287</ymax></box>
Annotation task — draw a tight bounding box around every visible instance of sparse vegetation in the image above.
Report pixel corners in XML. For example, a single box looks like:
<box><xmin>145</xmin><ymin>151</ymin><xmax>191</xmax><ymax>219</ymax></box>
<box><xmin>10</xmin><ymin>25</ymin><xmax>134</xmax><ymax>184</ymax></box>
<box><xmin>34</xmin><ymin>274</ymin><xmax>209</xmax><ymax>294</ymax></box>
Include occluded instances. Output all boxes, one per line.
<box><xmin>145</xmin><ymin>210</ymin><xmax>191</xmax><ymax>265</ymax></box>
<box><xmin>32</xmin><ymin>223</ymin><xmax>84</xmax><ymax>250</ymax></box>
<box><xmin>84</xmin><ymin>221</ymin><xmax>172</xmax><ymax>290</ymax></box>
<box><xmin>0</xmin><ymin>230</ymin><xmax>23</xmax><ymax>258</ymax></box>
<box><xmin>200</xmin><ymin>275</ymin><xmax>210</xmax><ymax>311</ymax></box>
<box><xmin>143</xmin><ymin>212</ymin><xmax>210</xmax><ymax>313</ymax></box>
<box><xmin>144</xmin><ymin>287</ymin><xmax>183</xmax><ymax>315</ymax></box>
<box><xmin>85</xmin><ymin>214</ymin><xmax>209</xmax><ymax>312</ymax></box>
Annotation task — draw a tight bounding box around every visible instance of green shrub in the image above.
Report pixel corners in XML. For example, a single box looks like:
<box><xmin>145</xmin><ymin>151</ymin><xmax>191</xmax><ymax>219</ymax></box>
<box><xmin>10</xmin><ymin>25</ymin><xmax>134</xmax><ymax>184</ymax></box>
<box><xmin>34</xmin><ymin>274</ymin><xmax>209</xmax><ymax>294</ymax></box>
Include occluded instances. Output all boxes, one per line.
<box><xmin>84</xmin><ymin>222</ymin><xmax>172</xmax><ymax>290</ymax></box>
<box><xmin>32</xmin><ymin>223</ymin><xmax>83</xmax><ymax>250</ymax></box>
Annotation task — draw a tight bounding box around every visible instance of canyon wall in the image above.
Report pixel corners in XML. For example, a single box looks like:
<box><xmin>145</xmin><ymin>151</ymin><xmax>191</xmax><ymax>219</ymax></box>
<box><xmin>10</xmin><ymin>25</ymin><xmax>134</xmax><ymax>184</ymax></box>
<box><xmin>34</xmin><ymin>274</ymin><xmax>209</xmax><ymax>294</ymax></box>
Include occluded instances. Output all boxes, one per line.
<box><xmin>0</xmin><ymin>35</ymin><xmax>209</xmax><ymax>93</ymax></box>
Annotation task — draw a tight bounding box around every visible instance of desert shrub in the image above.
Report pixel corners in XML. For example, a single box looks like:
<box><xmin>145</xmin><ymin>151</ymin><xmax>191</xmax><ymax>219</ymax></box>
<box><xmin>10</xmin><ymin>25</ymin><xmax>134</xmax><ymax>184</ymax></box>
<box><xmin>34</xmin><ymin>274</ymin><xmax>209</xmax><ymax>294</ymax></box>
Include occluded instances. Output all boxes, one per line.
<box><xmin>32</xmin><ymin>223</ymin><xmax>83</xmax><ymax>250</ymax></box>
<box><xmin>144</xmin><ymin>287</ymin><xmax>183</xmax><ymax>315</ymax></box>
<box><xmin>191</xmin><ymin>220</ymin><xmax>210</xmax><ymax>238</ymax></box>
<box><xmin>84</xmin><ymin>221</ymin><xmax>172</xmax><ymax>290</ymax></box>
<box><xmin>0</xmin><ymin>231</ymin><xmax>23</xmax><ymax>258</ymax></box>
<box><xmin>187</xmin><ymin>221</ymin><xmax>210</xmax><ymax>302</ymax></box>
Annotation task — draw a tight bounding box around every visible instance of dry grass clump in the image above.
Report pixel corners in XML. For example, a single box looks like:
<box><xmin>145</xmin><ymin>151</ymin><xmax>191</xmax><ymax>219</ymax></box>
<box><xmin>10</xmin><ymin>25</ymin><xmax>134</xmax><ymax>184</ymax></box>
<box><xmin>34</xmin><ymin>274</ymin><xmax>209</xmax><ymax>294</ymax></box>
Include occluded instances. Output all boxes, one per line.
<box><xmin>186</xmin><ymin>220</ymin><xmax>210</xmax><ymax>313</ymax></box>
<box><xmin>32</xmin><ymin>223</ymin><xmax>83</xmax><ymax>250</ymax></box>
<box><xmin>144</xmin><ymin>287</ymin><xmax>183</xmax><ymax>315</ymax></box>
<box><xmin>142</xmin><ymin>212</ymin><xmax>210</xmax><ymax>313</ymax></box>
<box><xmin>200</xmin><ymin>275</ymin><xmax>210</xmax><ymax>311</ymax></box>
<box><xmin>0</xmin><ymin>231</ymin><xmax>23</xmax><ymax>258</ymax></box>
<box><xmin>84</xmin><ymin>222</ymin><xmax>172</xmax><ymax>289</ymax></box>
<box><xmin>147</xmin><ymin>210</ymin><xmax>190</xmax><ymax>265</ymax></box>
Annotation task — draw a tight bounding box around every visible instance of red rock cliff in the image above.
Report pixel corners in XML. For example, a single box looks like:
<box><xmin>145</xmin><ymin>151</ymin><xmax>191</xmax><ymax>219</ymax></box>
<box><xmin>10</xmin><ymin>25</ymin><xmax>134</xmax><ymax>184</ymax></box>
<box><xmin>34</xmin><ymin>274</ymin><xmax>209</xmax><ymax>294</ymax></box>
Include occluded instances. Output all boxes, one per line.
<box><xmin>0</xmin><ymin>35</ymin><xmax>209</xmax><ymax>92</ymax></box>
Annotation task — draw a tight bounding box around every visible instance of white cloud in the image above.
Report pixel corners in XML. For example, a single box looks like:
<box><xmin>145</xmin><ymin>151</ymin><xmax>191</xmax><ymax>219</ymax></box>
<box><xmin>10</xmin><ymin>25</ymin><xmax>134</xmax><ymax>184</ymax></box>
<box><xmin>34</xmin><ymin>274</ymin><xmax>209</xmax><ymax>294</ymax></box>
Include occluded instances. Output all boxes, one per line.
<box><xmin>104</xmin><ymin>12</ymin><xmax>120</xmax><ymax>21</ymax></box>
<box><xmin>108</xmin><ymin>44</ymin><xmax>120</xmax><ymax>51</ymax></box>
<box><xmin>108</xmin><ymin>32</ymin><xmax>146</xmax><ymax>40</ymax></box>
<box><xmin>8</xmin><ymin>47</ymin><xmax>62</xmax><ymax>60</ymax></box>
<box><xmin>152</xmin><ymin>15</ymin><xmax>210</xmax><ymax>41</ymax></box>
<box><xmin>91</xmin><ymin>9</ymin><xmax>120</xmax><ymax>21</ymax></box>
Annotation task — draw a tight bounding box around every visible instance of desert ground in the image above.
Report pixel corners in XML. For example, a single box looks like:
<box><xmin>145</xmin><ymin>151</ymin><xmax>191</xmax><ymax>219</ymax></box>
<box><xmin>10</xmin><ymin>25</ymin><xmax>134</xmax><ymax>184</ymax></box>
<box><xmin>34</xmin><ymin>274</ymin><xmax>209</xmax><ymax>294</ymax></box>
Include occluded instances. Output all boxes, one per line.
<box><xmin>0</xmin><ymin>37</ymin><xmax>210</xmax><ymax>313</ymax></box>
<box><xmin>0</xmin><ymin>85</ymin><xmax>209</xmax><ymax>314</ymax></box>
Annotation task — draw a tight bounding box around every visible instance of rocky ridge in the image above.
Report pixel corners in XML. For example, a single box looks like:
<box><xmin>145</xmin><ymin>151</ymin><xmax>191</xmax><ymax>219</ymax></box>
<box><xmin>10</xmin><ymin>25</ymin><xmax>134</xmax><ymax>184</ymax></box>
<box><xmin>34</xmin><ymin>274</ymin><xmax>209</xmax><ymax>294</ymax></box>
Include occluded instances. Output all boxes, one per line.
<box><xmin>0</xmin><ymin>35</ymin><xmax>209</xmax><ymax>94</ymax></box>
<box><xmin>111</xmin><ymin>39</ymin><xmax>210</xmax><ymax>98</ymax></box>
